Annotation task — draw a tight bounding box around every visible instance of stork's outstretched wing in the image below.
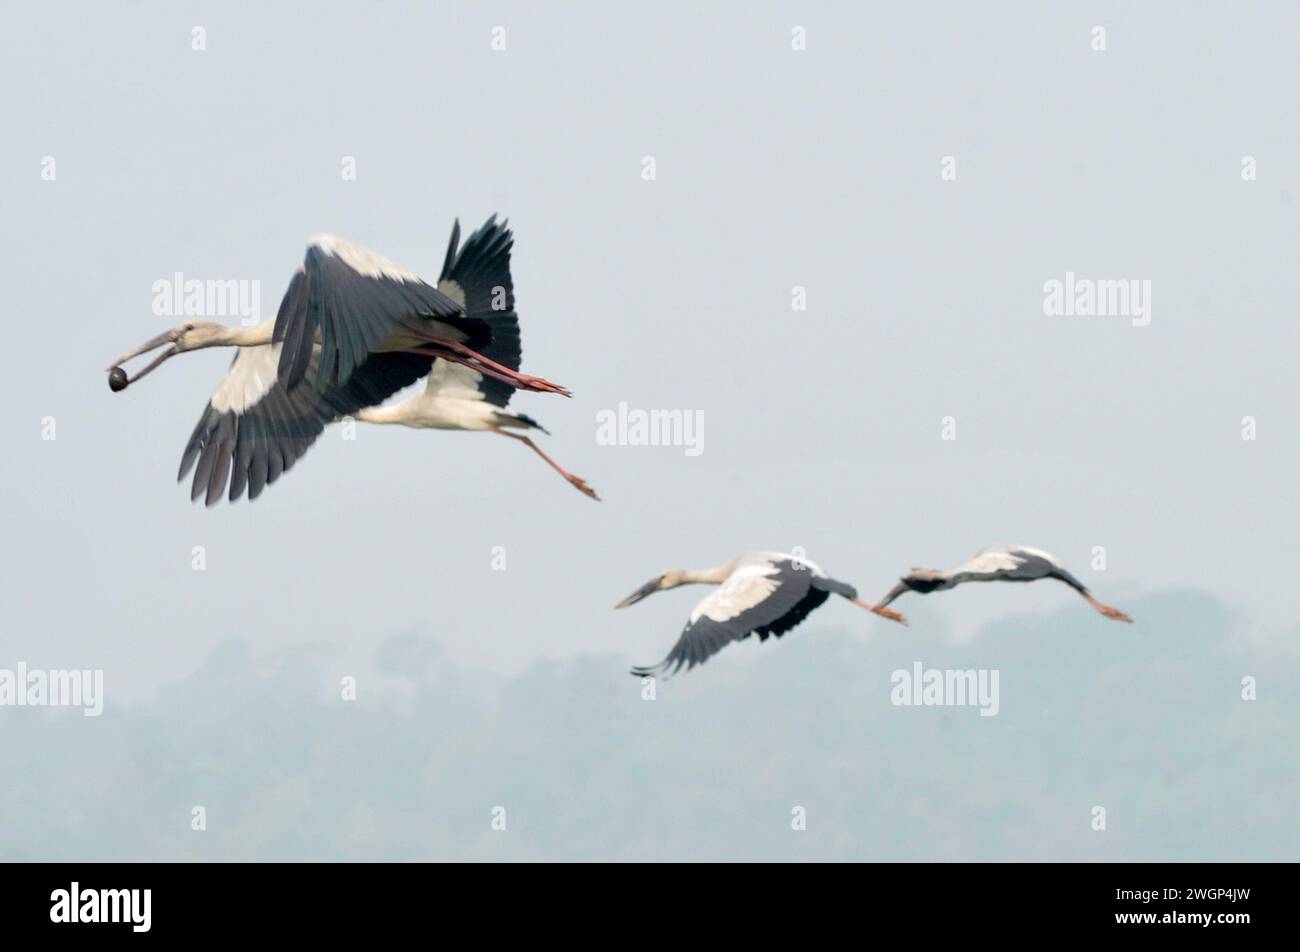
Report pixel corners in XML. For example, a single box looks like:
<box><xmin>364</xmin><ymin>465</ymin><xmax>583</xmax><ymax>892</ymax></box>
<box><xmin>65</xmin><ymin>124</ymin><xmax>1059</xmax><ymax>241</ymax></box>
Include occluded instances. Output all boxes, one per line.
<box><xmin>272</xmin><ymin>234</ymin><xmax>483</xmax><ymax>392</ymax></box>
<box><xmin>178</xmin><ymin>345</ymin><xmax>431</xmax><ymax>505</ymax></box>
<box><xmin>431</xmin><ymin>215</ymin><xmax>521</xmax><ymax>408</ymax></box>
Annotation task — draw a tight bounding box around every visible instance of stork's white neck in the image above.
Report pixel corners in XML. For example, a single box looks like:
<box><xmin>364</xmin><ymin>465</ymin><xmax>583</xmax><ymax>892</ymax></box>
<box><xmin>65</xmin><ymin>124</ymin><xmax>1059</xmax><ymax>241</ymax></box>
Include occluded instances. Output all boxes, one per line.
<box><xmin>223</xmin><ymin>321</ymin><xmax>275</xmax><ymax>346</ymax></box>
<box><xmin>681</xmin><ymin>561</ymin><xmax>736</xmax><ymax>585</ymax></box>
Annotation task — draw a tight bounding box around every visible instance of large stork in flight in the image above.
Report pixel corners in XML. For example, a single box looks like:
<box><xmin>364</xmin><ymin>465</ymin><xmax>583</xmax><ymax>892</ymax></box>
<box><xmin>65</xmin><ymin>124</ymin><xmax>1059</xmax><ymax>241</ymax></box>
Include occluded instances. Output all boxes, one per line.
<box><xmin>107</xmin><ymin>226</ymin><xmax>567</xmax><ymax>397</ymax></box>
<box><xmin>109</xmin><ymin>217</ymin><xmax>594</xmax><ymax>503</ymax></box>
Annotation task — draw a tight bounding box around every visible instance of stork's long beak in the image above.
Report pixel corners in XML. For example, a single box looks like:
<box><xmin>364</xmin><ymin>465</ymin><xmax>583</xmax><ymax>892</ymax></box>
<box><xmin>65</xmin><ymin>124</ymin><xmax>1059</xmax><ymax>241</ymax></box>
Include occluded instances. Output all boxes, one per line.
<box><xmin>106</xmin><ymin>330</ymin><xmax>179</xmax><ymax>390</ymax></box>
<box><xmin>615</xmin><ymin>578</ymin><xmax>661</xmax><ymax>609</ymax></box>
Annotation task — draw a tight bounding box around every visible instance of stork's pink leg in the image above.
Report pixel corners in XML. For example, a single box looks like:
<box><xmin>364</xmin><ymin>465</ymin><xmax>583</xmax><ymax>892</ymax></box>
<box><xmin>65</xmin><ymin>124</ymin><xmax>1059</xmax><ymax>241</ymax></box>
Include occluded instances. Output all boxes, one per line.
<box><xmin>852</xmin><ymin>597</ymin><xmax>908</xmax><ymax>626</ymax></box>
<box><xmin>490</xmin><ymin>427</ymin><xmax>599</xmax><ymax>500</ymax></box>
<box><xmin>1083</xmin><ymin>594</ymin><xmax>1133</xmax><ymax>623</ymax></box>
<box><xmin>403</xmin><ymin>348</ymin><xmax>522</xmax><ymax>390</ymax></box>
<box><xmin>408</xmin><ymin>332</ymin><xmax>571</xmax><ymax>397</ymax></box>
<box><xmin>402</xmin><ymin>347</ymin><xmax>570</xmax><ymax>397</ymax></box>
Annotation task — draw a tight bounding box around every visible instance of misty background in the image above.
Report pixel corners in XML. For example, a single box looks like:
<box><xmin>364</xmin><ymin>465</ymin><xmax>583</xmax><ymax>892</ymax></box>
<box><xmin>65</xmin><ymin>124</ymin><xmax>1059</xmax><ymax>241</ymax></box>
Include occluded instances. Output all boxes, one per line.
<box><xmin>1</xmin><ymin>2</ymin><xmax>1296</xmax><ymax>860</ymax></box>
<box><xmin>3</xmin><ymin>594</ymin><xmax>1297</xmax><ymax>861</ymax></box>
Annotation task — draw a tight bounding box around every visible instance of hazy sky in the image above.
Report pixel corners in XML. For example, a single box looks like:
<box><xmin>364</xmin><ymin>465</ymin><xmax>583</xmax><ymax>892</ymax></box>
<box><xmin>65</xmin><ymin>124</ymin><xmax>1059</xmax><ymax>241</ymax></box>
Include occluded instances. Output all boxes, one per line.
<box><xmin>2</xmin><ymin>3</ymin><xmax>1297</xmax><ymax>860</ymax></box>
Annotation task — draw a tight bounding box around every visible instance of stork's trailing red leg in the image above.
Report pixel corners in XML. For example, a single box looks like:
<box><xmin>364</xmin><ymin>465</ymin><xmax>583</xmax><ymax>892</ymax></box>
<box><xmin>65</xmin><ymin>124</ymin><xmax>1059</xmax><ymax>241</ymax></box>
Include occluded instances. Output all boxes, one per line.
<box><xmin>852</xmin><ymin>597</ymin><xmax>908</xmax><ymax>626</ymax></box>
<box><xmin>408</xmin><ymin>332</ymin><xmax>571</xmax><ymax>397</ymax></box>
<box><xmin>490</xmin><ymin>427</ymin><xmax>599</xmax><ymax>500</ymax></box>
<box><xmin>402</xmin><ymin>347</ymin><xmax>568</xmax><ymax>397</ymax></box>
<box><xmin>403</xmin><ymin>348</ymin><xmax>535</xmax><ymax>392</ymax></box>
<box><xmin>1083</xmin><ymin>593</ymin><xmax>1133</xmax><ymax>623</ymax></box>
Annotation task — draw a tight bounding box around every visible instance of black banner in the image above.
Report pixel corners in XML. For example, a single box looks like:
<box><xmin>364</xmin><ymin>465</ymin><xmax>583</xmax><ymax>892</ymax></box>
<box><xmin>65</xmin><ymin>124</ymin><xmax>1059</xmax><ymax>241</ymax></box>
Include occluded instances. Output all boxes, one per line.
<box><xmin>0</xmin><ymin>862</ymin><xmax>1283</xmax><ymax>939</ymax></box>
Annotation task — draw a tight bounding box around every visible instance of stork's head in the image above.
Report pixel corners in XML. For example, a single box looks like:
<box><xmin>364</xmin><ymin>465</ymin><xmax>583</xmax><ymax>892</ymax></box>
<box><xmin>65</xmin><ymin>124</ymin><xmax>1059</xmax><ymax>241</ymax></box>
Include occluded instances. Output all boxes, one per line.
<box><xmin>899</xmin><ymin>568</ymin><xmax>948</xmax><ymax>593</ymax></box>
<box><xmin>172</xmin><ymin>320</ymin><xmax>234</xmax><ymax>352</ymax></box>
<box><xmin>614</xmin><ymin>570</ymin><xmax>687</xmax><ymax>608</ymax></box>
<box><xmin>106</xmin><ymin>321</ymin><xmax>231</xmax><ymax>390</ymax></box>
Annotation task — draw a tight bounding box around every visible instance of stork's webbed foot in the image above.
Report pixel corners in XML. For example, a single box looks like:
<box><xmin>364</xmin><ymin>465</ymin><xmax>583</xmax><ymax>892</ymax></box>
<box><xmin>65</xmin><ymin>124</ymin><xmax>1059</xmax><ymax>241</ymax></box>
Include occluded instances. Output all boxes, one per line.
<box><xmin>872</xmin><ymin>605</ymin><xmax>908</xmax><ymax>626</ymax></box>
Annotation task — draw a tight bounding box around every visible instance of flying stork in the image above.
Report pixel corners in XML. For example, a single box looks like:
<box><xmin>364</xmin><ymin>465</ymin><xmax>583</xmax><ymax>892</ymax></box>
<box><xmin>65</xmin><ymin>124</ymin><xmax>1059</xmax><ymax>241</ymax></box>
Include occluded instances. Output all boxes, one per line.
<box><xmin>106</xmin><ymin>226</ymin><xmax>568</xmax><ymax>397</ymax></box>
<box><xmin>872</xmin><ymin>544</ymin><xmax>1133</xmax><ymax>622</ymax></box>
<box><xmin>115</xmin><ymin>216</ymin><xmax>595</xmax><ymax>504</ymax></box>
<box><xmin>615</xmin><ymin>551</ymin><xmax>907</xmax><ymax>678</ymax></box>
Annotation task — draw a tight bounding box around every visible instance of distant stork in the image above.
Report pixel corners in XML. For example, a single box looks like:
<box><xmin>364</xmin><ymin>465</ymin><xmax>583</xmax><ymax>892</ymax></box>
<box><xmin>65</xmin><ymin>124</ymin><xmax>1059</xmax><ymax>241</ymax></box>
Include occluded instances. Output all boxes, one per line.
<box><xmin>873</xmin><ymin>544</ymin><xmax>1133</xmax><ymax>622</ymax></box>
<box><xmin>106</xmin><ymin>225</ymin><xmax>568</xmax><ymax>397</ymax></box>
<box><xmin>136</xmin><ymin>216</ymin><xmax>591</xmax><ymax>504</ymax></box>
<box><xmin>616</xmin><ymin>551</ymin><xmax>906</xmax><ymax>678</ymax></box>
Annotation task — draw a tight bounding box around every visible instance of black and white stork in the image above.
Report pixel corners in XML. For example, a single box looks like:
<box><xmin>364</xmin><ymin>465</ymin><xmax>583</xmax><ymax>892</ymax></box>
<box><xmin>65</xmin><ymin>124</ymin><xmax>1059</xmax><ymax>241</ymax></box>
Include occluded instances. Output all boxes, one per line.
<box><xmin>107</xmin><ymin>224</ymin><xmax>567</xmax><ymax>397</ymax></box>
<box><xmin>615</xmin><ymin>551</ymin><xmax>907</xmax><ymax>678</ymax></box>
<box><xmin>873</xmin><ymin>544</ymin><xmax>1134</xmax><ymax>622</ymax></box>
<box><xmin>112</xmin><ymin>217</ymin><xmax>591</xmax><ymax>503</ymax></box>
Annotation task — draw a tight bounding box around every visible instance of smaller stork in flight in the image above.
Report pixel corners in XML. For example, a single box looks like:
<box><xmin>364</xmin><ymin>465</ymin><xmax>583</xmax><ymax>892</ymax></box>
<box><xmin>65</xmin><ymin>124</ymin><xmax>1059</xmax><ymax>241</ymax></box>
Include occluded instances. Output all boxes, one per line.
<box><xmin>873</xmin><ymin>544</ymin><xmax>1133</xmax><ymax>622</ymax></box>
<box><xmin>616</xmin><ymin>551</ymin><xmax>906</xmax><ymax>678</ymax></box>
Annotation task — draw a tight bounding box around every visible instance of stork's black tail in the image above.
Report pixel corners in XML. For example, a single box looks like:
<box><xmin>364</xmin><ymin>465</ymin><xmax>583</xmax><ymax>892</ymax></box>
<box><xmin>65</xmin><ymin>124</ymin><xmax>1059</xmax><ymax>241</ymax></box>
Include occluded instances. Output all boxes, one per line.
<box><xmin>494</xmin><ymin>411</ymin><xmax>550</xmax><ymax>435</ymax></box>
<box><xmin>440</xmin><ymin>215</ymin><xmax>520</xmax><ymax>408</ymax></box>
<box><xmin>812</xmin><ymin>575</ymin><xmax>858</xmax><ymax>600</ymax></box>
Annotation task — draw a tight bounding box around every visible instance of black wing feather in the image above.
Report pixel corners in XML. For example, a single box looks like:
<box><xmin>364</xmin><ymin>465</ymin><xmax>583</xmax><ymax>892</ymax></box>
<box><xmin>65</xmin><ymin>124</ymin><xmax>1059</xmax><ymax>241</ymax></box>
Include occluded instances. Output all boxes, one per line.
<box><xmin>178</xmin><ymin>348</ymin><xmax>434</xmax><ymax>506</ymax></box>
<box><xmin>438</xmin><ymin>215</ymin><xmax>520</xmax><ymax>408</ymax></box>
<box><xmin>271</xmin><ymin>238</ymin><xmax>477</xmax><ymax>392</ymax></box>
<box><xmin>755</xmin><ymin>586</ymin><xmax>830</xmax><ymax>640</ymax></box>
<box><xmin>274</xmin><ymin>269</ymin><xmax>312</xmax><ymax>390</ymax></box>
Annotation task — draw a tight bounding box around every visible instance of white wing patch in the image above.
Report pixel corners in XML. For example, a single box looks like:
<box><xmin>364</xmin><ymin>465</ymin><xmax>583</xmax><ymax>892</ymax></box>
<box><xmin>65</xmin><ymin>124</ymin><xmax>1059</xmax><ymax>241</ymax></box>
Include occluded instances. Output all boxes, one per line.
<box><xmin>437</xmin><ymin>277</ymin><xmax>466</xmax><ymax>308</ymax></box>
<box><xmin>422</xmin><ymin>359</ymin><xmax>485</xmax><ymax>399</ymax></box>
<box><xmin>1008</xmin><ymin>545</ymin><xmax>1060</xmax><ymax>567</ymax></box>
<box><xmin>690</xmin><ymin>562</ymin><xmax>781</xmax><ymax>624</ymax></box>
<box><xmin>308</xmin><ymin>234</ymin><xmax>420</xmax><ymax>283</ymax></box>
<box><xmin>210</xmin><ymin>344</ymin><xmax>283</xmax><ymax>414</ymax></box>
<box><xmin>953</xmin><ymin>546</ymin><xmax>1027</xmax><ymax>577</ymax></box>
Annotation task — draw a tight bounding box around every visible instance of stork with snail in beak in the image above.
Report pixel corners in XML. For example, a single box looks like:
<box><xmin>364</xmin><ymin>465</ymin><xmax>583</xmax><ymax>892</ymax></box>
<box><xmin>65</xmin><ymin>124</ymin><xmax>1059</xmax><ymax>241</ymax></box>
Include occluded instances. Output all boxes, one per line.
<box><xmin>108</xmin><ymin>217</ymin><xmax>596</xmax><ymax>503</ymax></box>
